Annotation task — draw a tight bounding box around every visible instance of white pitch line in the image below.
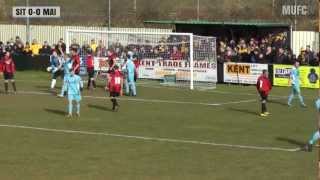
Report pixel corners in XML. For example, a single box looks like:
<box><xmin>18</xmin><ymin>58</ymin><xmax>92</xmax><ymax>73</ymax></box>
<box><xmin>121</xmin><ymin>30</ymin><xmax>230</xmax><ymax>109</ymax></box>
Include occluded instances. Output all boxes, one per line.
<box><xmin>15</xmin><ymin>79</ymin><xmax>317</xmax><ymax>100</ymax></box>
<box><xmin>0</xmin><ymin>124</ymin><xmax>301</xmax><ymax>152</ymax></box>
<box><xmin>18</xmin><ymin>90</ymin><xmax>258</xmax><ymax>107</ymax></box>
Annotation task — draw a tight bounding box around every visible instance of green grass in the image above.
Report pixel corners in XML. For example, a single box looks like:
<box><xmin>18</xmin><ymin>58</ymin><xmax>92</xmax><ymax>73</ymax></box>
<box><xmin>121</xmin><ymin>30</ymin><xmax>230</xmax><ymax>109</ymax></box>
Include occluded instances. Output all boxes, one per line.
<box><xmin>0</xmin><ymin>71</ymin><xmax>318</xmax><ymax>179</ymax></box>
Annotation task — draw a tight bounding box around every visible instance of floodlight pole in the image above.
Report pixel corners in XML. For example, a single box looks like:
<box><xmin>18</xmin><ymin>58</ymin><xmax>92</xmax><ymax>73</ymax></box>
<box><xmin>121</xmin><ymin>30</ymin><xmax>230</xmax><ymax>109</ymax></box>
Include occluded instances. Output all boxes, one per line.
<box><xmin>108</xmin><ymin>0</ymin><xmax>111</xmax><ymax>30</ymax></box>
<box><xmin>197</xmin><ymin>0</ymin><xmax>200</xmax><ymax>21</ymax></box>
<box><xmin>294</xmin><ymin>0</ymin><xmax>297</xmax><ymax>31</ymax></box>
<box><xmin>26</xmin><ymin>0</ymin><xmax>30</xmax><ymax>43</ymax></box>
<box><xmin>133</xmin><ymin>0</ymin><xmax>137</xmax><ymax>12</ymax></box>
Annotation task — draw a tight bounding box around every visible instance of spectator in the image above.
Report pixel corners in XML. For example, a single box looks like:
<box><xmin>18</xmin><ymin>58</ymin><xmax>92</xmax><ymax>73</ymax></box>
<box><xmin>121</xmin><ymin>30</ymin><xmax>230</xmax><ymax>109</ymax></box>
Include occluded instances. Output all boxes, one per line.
<box><xmin>30</xmin><ymin>39</ymin><xmax>42</xmax><ymax>56</ymax></box>
<box><xmin>274</xmin><ymin>48</ymin><xmax>288</xmax><ymax>64</ymax></box>
<box><xmin>58</xmin><ymin>38</ymin><xmax>66</xmax><ymax>53</ymax></box>
<box><xmin>39</xmin><ymin>41</ymin><xmax>52</xmax><ymax>56</ymax></box>
<box><xmin>250</xmin><ymin>48</ymin><xmax>260</xmax><ymax>63</ymax></box>
<box><xmin>305</xmin><ymin>45</ymin><xmax>317</xmax><ymax>66</ymax></box>
<box><xmin>180</xmin><ymin>36</ymin><xmax>189</xmax><ymax>59</ymax></box>
<box><xmin>13</xmin><ymin>42</ymin><xmax>24</xmax><ymax>55</ymax></box>
<box><xmin>170</xmin><ymin>46</ymin><xmax>183</xmax><ymax>60</ymax></box>
<box><xmin>96</xmin><ymin>40</ymin><xmax>107</xmax><ymax>57</ymax></box>
<box><xmin>5</xmin><ymin>41</ymin><xmax>14</xmax><ymax>53</ymax></box>
<box><xmin>238</xmin><ymin>39</ymin><xmax>249</xmax><ymax>62</ymax></box>
<box><xmin>264</xmin><ymin>46</ymin><xmax>274</xmax><ymax>64</ymax></box>
<box><xmin>90</xmin><ymin>39</ymin><xmax>97</xmax><ymax>53</ymax></box>
<box><xmin>23</xmin><ymin>42</ymin><xmax>32</xmax><ymax>56</ymax></box>
<box><xmin>297</xmin><ymin>48</ymin><xmax>307</xmax><ymax>65</ymax></box>
<box><xmin>0</xmin><ymin>41</ymin><xmax>5</xmax><ymax>58</ymax></box>
<box><xmin>112</xmin><ymin>39</ymin><xmax>124</xmax><ymax>57</ymax></box>
<box><xmin>55</xmin><ymin>41</ymin><xmax>65</xmax><ymax>55</ymax></box>
<box><xmin>80</xmin><ymin>41</ymin><xmax>90</xmax><ymax>56</ymax></box>
<box><xmin>70</xmin><ymin>39</ymin><xmax>80</xmax><ymax>52</ymax></box>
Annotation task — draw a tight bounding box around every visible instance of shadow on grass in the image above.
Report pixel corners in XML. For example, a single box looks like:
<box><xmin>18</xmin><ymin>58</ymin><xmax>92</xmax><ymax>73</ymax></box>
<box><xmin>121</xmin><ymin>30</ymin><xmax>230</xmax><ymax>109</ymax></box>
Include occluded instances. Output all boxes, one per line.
<box><xmin>227</xmin><ymin>107</ymin><xmax>258</xmax><ymax>116</ymax></box>
<box><xmin>268</xmin><ymin>99</ymin><xmax>288</xmax><ymax>106</ymax></box>
<box><xmin>276</xmin><ymin>137</ymin><xmax>305</xmax><ymax>147</ymax></box>
<box><xmin>44</xmin><ymin>108</ymin><xmax>66</xmax><ymax>116</ymax></box>
<box><xmin>87</xmin><ymin>104</ymin><xmax>113</xmax><ymax>112</ymax></box>
<box><xmin>34</xmin><ymin>85</ymin><xmax>56</xmax><ymax>94</ymax></box>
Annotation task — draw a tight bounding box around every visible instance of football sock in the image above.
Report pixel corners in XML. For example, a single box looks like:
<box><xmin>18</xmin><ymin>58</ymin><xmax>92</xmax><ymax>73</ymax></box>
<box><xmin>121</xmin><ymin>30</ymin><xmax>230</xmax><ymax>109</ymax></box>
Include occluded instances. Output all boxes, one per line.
<box><xmin>68</xmin><ymin>100</ymin><xmax>73</xmax><ymax>115</ymax></box>
<box><xmin>262</xmin><ymin>102</ymin><xmax>266</xmax><ymax>113</ymax></box>
<box><xmin>51</xmin><ymin>79</ymin><xmax>56</xmax><ymax>89</ymax></box>
<box><xmin>92</xmin><ymin>80</ymin><xmax>96</xmax><ymax>88</ymax></box>
<box><xmin>4</xmin><ymin>82</ymin><xmax>8</xmax><ymax>93</ymax></box>
<box><xmin>76</xmin><ymin>102</ymin><xmax>80</xmax><ymax>114</ymax></box>
<box><xmin>87</xmin><ymin>79</ymin><xmax>91</xmax><ymax>89</ymax></box>
<box><xmin>111</xmin><ymin>98</ymin><xmax>116</xmax><ymax>110</ymax></box>
<box><xmin>288</xmin><ymin>93</ymin><xmax>294</xmax><ymax>105</ymax></box>
<box><xmin>309</xmin><ymin>131</ymin><xmax>320</xmax><ymax>145</ymax></box>
<box><xmin>298</xmin><ymin>94</ymin><xmax>305</xmax><ymax>105</ymax></box>
<box><xmin>12</xmin><ymin>82</ymin><xmax>17</xmax><ymax>92</ymax></box>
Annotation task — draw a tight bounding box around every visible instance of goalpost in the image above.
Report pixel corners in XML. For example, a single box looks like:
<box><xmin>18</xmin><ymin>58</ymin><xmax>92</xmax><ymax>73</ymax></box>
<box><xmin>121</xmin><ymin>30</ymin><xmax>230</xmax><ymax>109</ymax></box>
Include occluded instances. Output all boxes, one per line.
<box><xmin>65</xmin><ymin>29</ymin><xmax>217</xmax><ymax>90</ymax></box>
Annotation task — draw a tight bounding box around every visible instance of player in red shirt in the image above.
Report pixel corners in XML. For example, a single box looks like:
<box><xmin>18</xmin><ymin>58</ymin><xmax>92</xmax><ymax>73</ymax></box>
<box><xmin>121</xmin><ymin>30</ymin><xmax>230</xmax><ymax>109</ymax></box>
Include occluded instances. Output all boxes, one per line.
<box><xmin>1</xmin><ymin>51</ymin><xmax>17</xmax><ymax>94</ymax></box>
<box><xmin>106</xmin><ymin>65</ymin><xmax>123</xmax><ymax>111</ymax></box>
<box><xmin>86</xmin><ymin>50</ymin><xmax>96</xmax><ymax>90</ymax></box>
<box><xmin>107</xmin><ymin>50</ymin><xmax>116</xmax><ymax>70</ymax></box>
<box><xmin>70</xmin><ymin>48</ymin><xmax>80</xmax><ymax>75</ymax></box>
<box><xmin>256</xmin><ymin>69</ymin><xmax>272</xmax><ymax>117</ymax></box>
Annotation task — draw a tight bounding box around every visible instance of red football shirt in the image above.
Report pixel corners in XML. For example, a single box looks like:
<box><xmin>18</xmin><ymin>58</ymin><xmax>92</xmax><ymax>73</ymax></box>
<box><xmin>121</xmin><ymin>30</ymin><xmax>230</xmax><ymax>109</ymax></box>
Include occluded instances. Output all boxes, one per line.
<box><xmin>108</xmin><ymin>70</ymin><xmax>122</xmax><ymax>93</ymax></box>
<box><xmin>72</xmin><ymin>54</ymin><xmax>80</xmax><ymax>74</ymax></box>
<box><xmin>0</xmin><ymin>60</ymin><xmax>2</xmax><ymax>72</ymax></box>
<box><xmin>256</xmin><ymin>75</ymin><xmax>272</xmax><ymax>95</ymax></box>
<box><xmin>86</xmin><ymin>55</ymin><xmax>94</xmax><ymax>69</ymax></box>
<box><xmin>1</xmin><ymin>58</ymin><xmax>16</xmax><ymax>74</ymax></box>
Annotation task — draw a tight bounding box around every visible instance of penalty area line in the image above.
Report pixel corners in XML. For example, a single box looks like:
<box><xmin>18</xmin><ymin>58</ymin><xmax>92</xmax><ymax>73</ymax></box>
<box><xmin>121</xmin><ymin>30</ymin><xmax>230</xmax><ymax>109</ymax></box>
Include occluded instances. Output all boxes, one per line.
<box><xmin>18</xmin><ymin>90</ymin><xmax>258</xmax><ymax>107</ymax></box>
<box><xmin>0</xmin><ymin>124</ymin><xmax>301</xmax><ymax>152</ymax></box>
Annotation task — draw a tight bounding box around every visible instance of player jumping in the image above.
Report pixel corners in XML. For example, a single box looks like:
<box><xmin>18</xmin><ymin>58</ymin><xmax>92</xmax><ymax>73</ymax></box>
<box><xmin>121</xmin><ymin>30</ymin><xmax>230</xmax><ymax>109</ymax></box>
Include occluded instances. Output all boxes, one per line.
<box><xmin>106</xmin><ymin>65</ymin><xmax>123</xmax><ymax>111</ymax></box>
<box><xmin>49</xmin><ymin>50</ymin><xmax>63</xmax><ymax>90</ymax></box>
<box><xmin>288</xmin><ymin>61</ymin><xmax>306</xmax><ymax>107</ymax></box>
<box><xmin>64</xmin><ymin>69</ymin><xmax>83</xmax><ymax>117</ymax></box>
<box><xmin>256</xmin><ymin>69</ymin><xmax>272</xmax><ymax>117</ymax></box>
<box><xmin>1</xmin><ymin>51</ymin><xmax>17</xmax><ymax>94</ymax></box>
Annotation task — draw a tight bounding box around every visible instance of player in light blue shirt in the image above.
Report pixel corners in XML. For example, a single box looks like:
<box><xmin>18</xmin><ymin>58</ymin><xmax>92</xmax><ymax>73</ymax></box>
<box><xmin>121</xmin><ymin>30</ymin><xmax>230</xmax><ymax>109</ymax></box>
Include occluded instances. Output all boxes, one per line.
<box><xmin>125</xmin><ymin>51</ymin><xmax>136</xmax><ymax>96</ymax></box>
<box><xmin>287</xmin><ymin>61</ymin><xmax>306</xmax><ymax>107</ymax></box>
<box><xmin>64</xmin><ymin>70</ymin><xmax>83</xmax><ymax>117</ymax></box>
<box><xmin>304</xmin><ymin>99</ymin><xmax>320</xmax><ymax>152</ymax></box>
<box><xmin>58</xmin><ymin>56</ymin><xmax>73</xmax><ymax>97</ymax></box>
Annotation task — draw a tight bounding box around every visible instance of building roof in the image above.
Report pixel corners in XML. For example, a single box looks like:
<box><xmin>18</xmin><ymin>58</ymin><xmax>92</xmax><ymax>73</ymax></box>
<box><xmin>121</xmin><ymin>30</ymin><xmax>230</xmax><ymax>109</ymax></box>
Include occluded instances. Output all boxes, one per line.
<box><xmin>144</xmin><ymin>20</ymin><xmax>290</xmax><ymax>27</ymax></box>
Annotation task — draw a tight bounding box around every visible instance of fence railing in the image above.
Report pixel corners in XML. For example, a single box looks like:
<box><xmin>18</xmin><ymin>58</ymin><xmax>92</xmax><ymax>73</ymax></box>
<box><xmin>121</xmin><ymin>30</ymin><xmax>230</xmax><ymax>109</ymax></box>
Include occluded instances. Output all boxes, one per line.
<box><xmin>0</xmin><ymin>24</ymin><xmax>172</xmax><ymax>45</ymax></box>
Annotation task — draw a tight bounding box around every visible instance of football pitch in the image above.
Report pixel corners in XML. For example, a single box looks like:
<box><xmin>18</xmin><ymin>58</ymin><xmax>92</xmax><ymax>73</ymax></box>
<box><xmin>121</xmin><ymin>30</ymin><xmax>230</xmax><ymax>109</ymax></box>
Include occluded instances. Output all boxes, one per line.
<box><xmin>0</xmin><ymin>71</ymin><xmax>318</xmax><ymax>180</ymax></box>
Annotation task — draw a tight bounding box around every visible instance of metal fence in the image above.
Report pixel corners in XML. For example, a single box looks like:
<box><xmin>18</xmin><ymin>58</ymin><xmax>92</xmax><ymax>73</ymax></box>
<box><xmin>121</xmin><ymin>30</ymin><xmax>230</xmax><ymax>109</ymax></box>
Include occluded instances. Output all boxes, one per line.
<box><xmin>0</xmin><ymin>24</ymin><xmax>172</xmax><ymax>45</ymax></box>
<box><xmin>292</xmin><ymin>31</ymin><xmax>319</xmax><ymax>55</ymax></box>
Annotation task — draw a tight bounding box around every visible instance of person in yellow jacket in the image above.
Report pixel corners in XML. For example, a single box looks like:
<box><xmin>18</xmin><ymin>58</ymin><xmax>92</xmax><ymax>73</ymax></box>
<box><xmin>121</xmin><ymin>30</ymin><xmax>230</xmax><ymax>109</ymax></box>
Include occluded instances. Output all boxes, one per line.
<box><xmin>30</xmin><ymin>39</ymin><xmax>42</xmax><ymax>56</ymax></box>
<box><xmin>90</xmin><ymin>39</ymin><xmax>97</xmax><ymax>53</ymax></box>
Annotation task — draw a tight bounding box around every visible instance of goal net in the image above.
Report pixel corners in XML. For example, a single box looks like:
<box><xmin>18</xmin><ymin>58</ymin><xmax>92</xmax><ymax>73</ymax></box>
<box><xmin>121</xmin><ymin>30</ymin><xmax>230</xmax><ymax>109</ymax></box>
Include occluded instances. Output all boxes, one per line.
<box><xmin>66</xmin><ymin>29</ymin><xmax>217</xmax><ymax>90</ymax></box>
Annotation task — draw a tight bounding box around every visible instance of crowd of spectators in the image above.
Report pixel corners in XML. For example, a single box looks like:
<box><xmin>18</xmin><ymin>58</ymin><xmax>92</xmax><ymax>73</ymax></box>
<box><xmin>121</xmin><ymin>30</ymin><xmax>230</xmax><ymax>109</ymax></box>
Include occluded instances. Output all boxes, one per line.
<box><xmin>217</xmin><ymin>32</ymin><xmax>320</xmax><ymax>66</ymax></box>
<box><xmin>0</xmin><ymin>35</ymin><xmax>191</xmax><ymax>61</ymax></box>
<box><xmin>0</xmin><ymin>36</ymin><xmax>67</xmax><ymax>58</ymax></box>
<box><xmin>0</xmin><ymin>33</ymin><xmax>319</xmax><ymax>66</ymax></box>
